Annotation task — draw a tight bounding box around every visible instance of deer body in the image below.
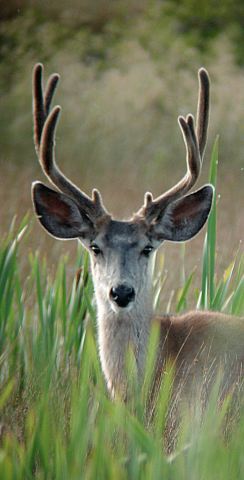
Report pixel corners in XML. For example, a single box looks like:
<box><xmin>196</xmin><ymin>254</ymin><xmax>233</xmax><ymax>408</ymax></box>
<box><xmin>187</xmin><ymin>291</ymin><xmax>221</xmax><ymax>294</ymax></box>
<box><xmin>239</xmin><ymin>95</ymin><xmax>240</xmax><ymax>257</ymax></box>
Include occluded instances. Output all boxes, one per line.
<box><xmin>31</xmin><ymin>64</ymin><xmax>243</xmax><ymax>397</ymax></box>
<box><xmin>156</xmin><ymin>312</ymin><xmax>244</xmax><ymax>396</ymax></box>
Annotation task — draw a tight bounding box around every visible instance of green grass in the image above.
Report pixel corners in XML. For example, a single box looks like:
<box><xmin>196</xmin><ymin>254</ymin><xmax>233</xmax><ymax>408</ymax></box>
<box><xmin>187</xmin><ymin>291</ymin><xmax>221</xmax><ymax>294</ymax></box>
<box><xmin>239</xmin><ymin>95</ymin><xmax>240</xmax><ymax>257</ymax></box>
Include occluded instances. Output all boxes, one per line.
<box><xmin>0</xmin><ymin>140</ymin><xmax>244</xmax><ymax>479</ymax></box>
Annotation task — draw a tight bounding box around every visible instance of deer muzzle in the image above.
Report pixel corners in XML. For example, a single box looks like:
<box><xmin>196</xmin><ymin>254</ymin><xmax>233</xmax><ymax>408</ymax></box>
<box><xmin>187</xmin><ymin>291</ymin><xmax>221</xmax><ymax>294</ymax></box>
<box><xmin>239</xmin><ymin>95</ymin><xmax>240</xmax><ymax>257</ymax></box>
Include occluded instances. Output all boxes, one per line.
<box><xmin>109</xmin><ymin>284</ymin><xmax>135</xmax><ymax>309</ymax></box>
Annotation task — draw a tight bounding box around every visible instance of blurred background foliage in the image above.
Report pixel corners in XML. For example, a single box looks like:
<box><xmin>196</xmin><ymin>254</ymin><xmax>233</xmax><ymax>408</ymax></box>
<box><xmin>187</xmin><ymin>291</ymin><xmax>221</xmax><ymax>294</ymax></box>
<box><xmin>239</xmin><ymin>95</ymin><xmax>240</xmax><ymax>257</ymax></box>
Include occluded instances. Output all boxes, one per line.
<box><xmin>0</xmin><ymin>0</ymin><xmax>244</xmax><ymax>295</ymax></box>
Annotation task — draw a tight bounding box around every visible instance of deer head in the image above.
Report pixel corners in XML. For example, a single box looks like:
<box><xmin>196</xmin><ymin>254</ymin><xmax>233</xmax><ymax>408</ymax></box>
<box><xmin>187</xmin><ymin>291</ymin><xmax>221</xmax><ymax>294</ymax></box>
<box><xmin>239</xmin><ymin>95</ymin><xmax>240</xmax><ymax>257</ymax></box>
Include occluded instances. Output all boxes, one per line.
<box><xmin>32</xmin><ymin>64</ymin><xmax>213</xmax><ymax>315</ymax></box>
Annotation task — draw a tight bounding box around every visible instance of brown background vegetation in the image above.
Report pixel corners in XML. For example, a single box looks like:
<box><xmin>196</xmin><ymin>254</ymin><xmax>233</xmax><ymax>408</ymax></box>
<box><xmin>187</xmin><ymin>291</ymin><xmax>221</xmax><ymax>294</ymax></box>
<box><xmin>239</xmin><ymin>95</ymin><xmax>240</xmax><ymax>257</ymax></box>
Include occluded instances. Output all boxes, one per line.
<box><xmin>0</xmin><ymin>0</ymin><xmax>243</xmax><ymax>309</ymax></box>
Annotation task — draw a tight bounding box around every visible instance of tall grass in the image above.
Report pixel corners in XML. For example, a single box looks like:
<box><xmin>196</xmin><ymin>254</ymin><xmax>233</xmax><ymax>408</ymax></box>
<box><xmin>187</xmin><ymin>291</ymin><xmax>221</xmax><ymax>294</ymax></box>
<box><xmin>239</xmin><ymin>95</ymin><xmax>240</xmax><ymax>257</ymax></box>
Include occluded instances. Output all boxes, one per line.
<box><xmin>0</xmin><ymin>140</ymin><xmax>244</xmax><ymax>479</ymax></box>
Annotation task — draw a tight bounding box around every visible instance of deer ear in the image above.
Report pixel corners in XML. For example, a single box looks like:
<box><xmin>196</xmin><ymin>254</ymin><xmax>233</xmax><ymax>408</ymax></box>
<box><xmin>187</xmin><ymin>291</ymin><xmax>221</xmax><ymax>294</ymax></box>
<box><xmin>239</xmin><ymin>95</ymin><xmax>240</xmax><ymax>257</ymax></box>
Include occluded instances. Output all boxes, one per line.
<box><xmin>152</xmin><ymin>185</ymin><xmax>214</xmax><ymax>242</ymax></box>
<box><xmin>32</xmin><ymin>182</ymin><xmax>94</xmax><ymax>239</ymax></box>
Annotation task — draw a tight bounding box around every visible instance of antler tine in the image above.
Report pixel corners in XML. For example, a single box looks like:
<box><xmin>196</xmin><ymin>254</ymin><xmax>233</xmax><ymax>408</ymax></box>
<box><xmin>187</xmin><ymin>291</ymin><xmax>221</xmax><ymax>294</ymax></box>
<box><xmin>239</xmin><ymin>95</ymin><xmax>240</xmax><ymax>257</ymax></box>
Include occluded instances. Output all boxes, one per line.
<box><xmin>33</xmin><ymin>63</ymin><xmax>107</xmax><ymax>221</ymax></box>
<box><xmin>136</xmin><ymin>67</ymin><xmax>210</xmax><ymax>223</ymax></box>
<box><xmin>196</xmin><ymin>68</ymin><xmax>210</xmax><ymax>159</ymax></box>
<box><xmin>33</xmin><ymin>63</ymin><xmax>60</xmax><ymax>156</ymax></box>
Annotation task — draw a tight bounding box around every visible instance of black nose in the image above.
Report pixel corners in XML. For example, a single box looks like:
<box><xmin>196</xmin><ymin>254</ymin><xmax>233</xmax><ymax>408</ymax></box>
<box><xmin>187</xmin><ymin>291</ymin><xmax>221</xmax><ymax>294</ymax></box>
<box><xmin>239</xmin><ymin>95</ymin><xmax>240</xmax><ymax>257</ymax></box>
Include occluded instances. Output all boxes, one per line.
<box><xmin>110</xmin><ymin>284</ymin><xmax>135</xmax><ymax>308</ymax></box>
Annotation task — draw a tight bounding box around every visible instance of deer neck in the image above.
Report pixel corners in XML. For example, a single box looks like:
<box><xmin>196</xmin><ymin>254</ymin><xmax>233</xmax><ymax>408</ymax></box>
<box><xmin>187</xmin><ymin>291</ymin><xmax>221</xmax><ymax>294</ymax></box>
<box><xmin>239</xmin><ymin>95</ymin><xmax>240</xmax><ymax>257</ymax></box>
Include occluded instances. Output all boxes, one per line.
<box><xmin>95</xmin><ymin>289</ymin><xmax>152</xmax><ymax>395</ymax></box>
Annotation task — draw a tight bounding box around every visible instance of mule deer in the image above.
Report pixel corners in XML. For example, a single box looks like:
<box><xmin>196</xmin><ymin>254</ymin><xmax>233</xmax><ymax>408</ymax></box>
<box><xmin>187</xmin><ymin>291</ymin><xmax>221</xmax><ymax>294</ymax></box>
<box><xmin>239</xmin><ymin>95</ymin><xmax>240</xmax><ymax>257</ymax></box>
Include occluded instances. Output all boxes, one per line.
<box><xmin>32</xmin><ymin>64</ymin><xmax>244</xmax><ymax>397</ymax></box>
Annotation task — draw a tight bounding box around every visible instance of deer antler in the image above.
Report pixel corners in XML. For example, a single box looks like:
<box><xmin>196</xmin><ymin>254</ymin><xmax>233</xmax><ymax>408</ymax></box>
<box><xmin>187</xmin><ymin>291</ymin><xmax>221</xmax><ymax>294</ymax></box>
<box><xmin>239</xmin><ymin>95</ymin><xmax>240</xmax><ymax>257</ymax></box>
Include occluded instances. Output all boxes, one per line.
<box><xmin>33</xmin><ymin>63</ymin><xmax>107</xmax><ymax>222</ymax></box>
<box><xmin>136</xmin><ymin>68</ymin><xmax>210</xmax><ymax>223</ymax></box>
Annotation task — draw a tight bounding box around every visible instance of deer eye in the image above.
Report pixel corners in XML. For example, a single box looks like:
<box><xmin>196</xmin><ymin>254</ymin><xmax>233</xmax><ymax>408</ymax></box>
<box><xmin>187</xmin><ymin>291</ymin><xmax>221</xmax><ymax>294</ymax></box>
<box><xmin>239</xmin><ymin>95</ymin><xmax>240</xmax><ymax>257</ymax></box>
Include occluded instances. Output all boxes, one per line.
<box><xmin>90</xmin><ymin>244</ymin><xmax>102</xmax><ymax>256</ymax></box>
<box><xmin>141</xmin><ymin>245</ymin><xmax>154</xmax><ymax>257</ymax></box>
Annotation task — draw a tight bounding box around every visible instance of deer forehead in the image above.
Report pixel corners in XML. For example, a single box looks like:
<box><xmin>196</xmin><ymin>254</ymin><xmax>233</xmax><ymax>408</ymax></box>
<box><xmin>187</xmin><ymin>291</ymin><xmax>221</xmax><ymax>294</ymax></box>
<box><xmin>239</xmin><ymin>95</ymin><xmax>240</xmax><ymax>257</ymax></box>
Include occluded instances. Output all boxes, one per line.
<box><xmin>93</xmin><ymin>217</ymin><xmax>151</xmax><ymax>250</ymax></box>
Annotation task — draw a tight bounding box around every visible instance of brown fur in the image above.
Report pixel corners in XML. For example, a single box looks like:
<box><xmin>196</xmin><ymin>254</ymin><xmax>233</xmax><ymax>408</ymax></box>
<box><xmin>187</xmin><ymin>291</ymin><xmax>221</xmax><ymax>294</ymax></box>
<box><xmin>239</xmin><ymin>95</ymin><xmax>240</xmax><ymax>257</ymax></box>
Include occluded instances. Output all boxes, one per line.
<box><xmin>150</xmin><ymin>312</ymin><xmax>244</xmax><ymax>400</ymax></box>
